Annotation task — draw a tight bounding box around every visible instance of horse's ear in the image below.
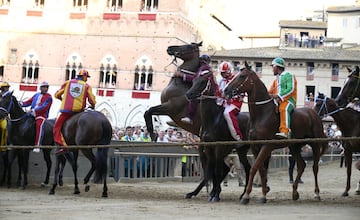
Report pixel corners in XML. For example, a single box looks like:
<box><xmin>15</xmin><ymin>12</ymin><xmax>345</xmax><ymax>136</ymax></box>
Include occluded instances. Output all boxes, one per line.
<box><xmin>346</xmin><ymin>66</ymin><xmax>352</xmax><ymax>73</ymax></box>
<box><xmin>355</xmin><ymin>66</ymin><xmax>359</xmax><ymax>74</ymax></box>
<box><xmin>198</xmin><ymin>41</ymin><xmax>203</xmax><ymax>47</ymax></box>
<box><xmin>244</xmin><ymin>61</ymin><xmax>250</xmax><ymax>69</ymax></box>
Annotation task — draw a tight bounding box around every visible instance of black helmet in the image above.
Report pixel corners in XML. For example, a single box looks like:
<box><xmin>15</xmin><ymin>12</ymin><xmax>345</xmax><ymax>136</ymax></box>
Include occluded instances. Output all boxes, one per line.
<box><xmin>199</xmin><ymin>54</ymin><xmax>211</xmax><ymax>64</ymax></box>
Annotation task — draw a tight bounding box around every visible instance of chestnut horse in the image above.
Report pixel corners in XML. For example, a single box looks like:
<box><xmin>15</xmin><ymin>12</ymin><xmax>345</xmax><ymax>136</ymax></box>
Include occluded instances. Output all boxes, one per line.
<box><xmin>314</xmin><ymin>93</ymin><xmax>360</xmax><ymax>196</ymax></box>
<box><xmin>224</xmin><ymin>62</ymin><xmax>328</xmax><ymax>204</ymax></box>
<box><xmin>185</xmin><ymin>71</ymin><xmax>253</xmax><ymax>202</ymax></box>
<box><xmin>336</xmin><ymin>66</ymin><xmax>360</xmax><ymax>107</ymax></box>
<box><xmin>0</xmin><ymin>92</ymin><xmax>66</xmax><ymax>189</ymax></box>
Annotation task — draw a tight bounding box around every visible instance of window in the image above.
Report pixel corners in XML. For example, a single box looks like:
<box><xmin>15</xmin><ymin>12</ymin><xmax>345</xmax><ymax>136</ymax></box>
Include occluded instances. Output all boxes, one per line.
<box><xmin>134</xmin><ymin>56</ymin><xmax>153</xmax><ymax>90</ymax></box>
<box><xmin>73</xmin><ymin>0</ymin><xmax>88</xmax><ymax>11</ymax></box>
<box><xmin>255</xmin><ymin>62</ymin><xmax>262</xmax><ymax>74</ymax></box>
<box><xmin>107</xmin><ymin>0</ymin><xmax>122</xmax><ymax>12</ymax></box>
<box><xmin>331</xmin><ymin>87</ymin><xmax>341</xmax><ymax>99</ymax></box>
<box><xmin>1</xmin><ymin>0</ymin><xmax>10</xmax><ymax>8</ymax></box>
<box><xmin>210</xmin><ymin>60</ymin><xmax>218</xmax><ymax>72</ymax></box>
<box><xmin>304</xmin><ymin>85</ymin><xmax>315</xmax><ymax>107</ymax></box>
<box><xmin>306</xmin><ymin>62</ymin><xmax>314</xmax><ymax>80</ymax></box>
<box><xmin>33</xmin><ymin>0</ymin><xmax>44</xmax><ymax>9</ymax></box>
<box><xmin>99</xmin><ymin>64</ymin><xmax>117</xmax><ymax>88</ymax></box>
<box><xmin>65</xmin><ymin>53</ymin><xmax>83</xmax><ymax>80</ymax></box>
<box><xmin>0</xmin><ymin>65</ymin><xmax>3</xmax><ymax>81</ymax></box>
<box><xmin>331</xmin><ymin>63</ymin><xmax>339</xmax><ymax>81</ymax></box>
<box><xmin>232</xmin><ymin>61</ymin><xmax>240</xmax><ymax>72</ymax></box>
<box><xmin>140</xmin><ymin>0</ymin><xmax>158</xmax><ymax>12</ymax></box>
<box><xmin>22</xmin><ymin>52</ymin><xmax>39</xmax><ymax>84</ymax></box>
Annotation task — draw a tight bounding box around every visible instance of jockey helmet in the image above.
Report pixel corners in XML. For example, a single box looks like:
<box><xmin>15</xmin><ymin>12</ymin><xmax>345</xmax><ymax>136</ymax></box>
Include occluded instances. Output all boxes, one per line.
<box><xmin>40</xmin><ymin>81</ymin><xmax>49</xmax><ymax>87</ymax></box>
<box><xmin>77</xmin><ymin>69</ymin><xmax>91</xmax><ymax>81</ymax></box>
<box><xmin>0</xmin><ymin>82</ymin><xmax>10</xmax><ymax>88</ymax></box>
<box><xmin>272</xmin><ymin>57</ymin><xmax>285</xmax><ymax>68</ymax></box>
<box><xmin>199</xmin><ymin>54</ymin><xmax>211</xmax><ymax>65</ymax></box>
<box><xmin>219</xmin><ymin>61</ymin><xmax>232</xmax><ymax>74</ymax></box>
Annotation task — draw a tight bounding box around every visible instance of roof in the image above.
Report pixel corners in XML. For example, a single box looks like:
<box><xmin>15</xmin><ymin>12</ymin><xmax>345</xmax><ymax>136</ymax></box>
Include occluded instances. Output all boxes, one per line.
<box><xmin>279</xmin><ymin>20</ymin><xmax>327</xmax><ymax>29</ymax></box>
<box><xmin>211</xmin><ymin>47</ymin><xmax>360</xmax><ymax>62</ymax></box>
<box><xmin>327</xmin><ymin>6</ymin><xmax>360</xmax><ymax>13</ymax></box>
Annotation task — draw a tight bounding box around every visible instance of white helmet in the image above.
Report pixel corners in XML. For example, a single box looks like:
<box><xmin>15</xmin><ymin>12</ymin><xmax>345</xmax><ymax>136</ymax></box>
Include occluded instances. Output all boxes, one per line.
<box><xmin>40</xmin><ymin>81</ymin><xmax>49</xmax><ymax>87</ymax></box>
<box><xmin>219</xmin><ymin>61</ymin><xmax>232</xmax><ymax>74</ymax></box>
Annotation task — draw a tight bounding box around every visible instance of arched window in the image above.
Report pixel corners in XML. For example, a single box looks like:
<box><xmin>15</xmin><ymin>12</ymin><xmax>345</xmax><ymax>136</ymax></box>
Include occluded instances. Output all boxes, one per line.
<box><xmin>107</xmin><ymin>0</ymin><xmax>122</xmax><ymax>12</ymax></box>
<box><xmin>133</xmin><ymin>55</ymin><xmax>154</xmax><ymax>90</ymax></box>
<box><xmin>140</xmin><ymin>0</ymin><xmax>158</xmax><ymax>12</ymax></box>
<box><xmin>99</xmin><ymin>55</ymin><xmax>117</xmax><ymax>88</ymax></box>
<box><xmin>22</xmin><ymin>51</ymin><xmax>39</xmax><ymax>84</ymax></box>
<box><xmin>65</xmin><ymin>53</ymin><xmax>83</xmax><ymax>80</ymax></box>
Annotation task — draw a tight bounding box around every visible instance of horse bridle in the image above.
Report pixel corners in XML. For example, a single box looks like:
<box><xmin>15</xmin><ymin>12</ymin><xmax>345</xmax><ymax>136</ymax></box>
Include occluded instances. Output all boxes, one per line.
<box><xmin>315</xmin><ymin>95</ymin><xmax>342</xmax><ymax>119</ymax></box>
<box><xmin>198</xmin><ymin>75</ymin><xmax>217</xmax><ymax>100</ymax></box>
<box><xmin>0</xmin><ymin>96</ymin><xmax>27</xmax><ymax>122</ymax></box>
<box><xmin>347</xmin><ymin>73</ymin><xmax>360</xmax><ymax>102</ymax></box>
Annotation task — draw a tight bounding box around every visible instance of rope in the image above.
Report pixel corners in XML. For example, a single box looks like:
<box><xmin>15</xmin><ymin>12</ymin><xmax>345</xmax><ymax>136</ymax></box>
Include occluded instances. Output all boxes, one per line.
<box><xmin>4</xmin><ymin>136</ymin><xmax>360</xmax><ymax>149</ymax></box>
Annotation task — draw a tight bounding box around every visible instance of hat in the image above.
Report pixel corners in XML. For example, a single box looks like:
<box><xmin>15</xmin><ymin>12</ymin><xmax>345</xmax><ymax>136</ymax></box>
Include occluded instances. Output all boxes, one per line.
<box><xmin>271</xmin><ymin>57</ymin><xmax>285</xmax><ymax>68</ymax></box>
<box><xmin>0</xmin><ymin>82</ymin><xmax>10</xmax><ymax>88</ymax></box>
<box><xmin>40</xmin><ymin>81</ymin><xmax>49</xmax><ymax>87</ymax></box>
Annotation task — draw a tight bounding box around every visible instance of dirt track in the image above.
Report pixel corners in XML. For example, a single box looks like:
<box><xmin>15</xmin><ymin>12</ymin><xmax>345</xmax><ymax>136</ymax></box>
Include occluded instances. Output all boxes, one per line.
<box><xmin>1</xmin><ymin>161</ymin><xmax>359</xmax><ymax>220</ymax></box>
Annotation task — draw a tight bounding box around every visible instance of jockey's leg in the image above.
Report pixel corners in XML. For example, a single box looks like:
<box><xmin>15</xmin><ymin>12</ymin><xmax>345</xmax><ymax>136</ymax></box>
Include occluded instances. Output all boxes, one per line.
<box><xmin>223</xmin><ymin>104</ymin><xmax>242</xmax><ymax>141</ymax></box>
<box><xmin>279</xmin><ymin>101</ymin><xmax>294</xmax><ymax>136</ymax></box>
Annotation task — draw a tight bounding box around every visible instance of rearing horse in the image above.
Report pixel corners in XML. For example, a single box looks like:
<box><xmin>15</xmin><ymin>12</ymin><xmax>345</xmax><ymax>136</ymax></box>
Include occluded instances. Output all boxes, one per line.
<box><xmin>314</xmin><ymin>93</ymin><xmax>360</xmax><ymax>196</ymax></box>
<box><xmin>224</xmin><ymin>62</ymin><xmax>328</xmax><ymax>204</ymax></box>
<box><xmin>336</xmin><ymin>66</ymin><xmax>360</xmax><ymax>107</ymax></box>
<box><xmin>144</xmin><ymin>42</ymin><xmax>201</xmax><ymax>140</ymax></box>
<box><xmin>0</xmin><ymin>92</ymin><xmax>65</xmax><ymax>188</ymax></box>
<box><xmin>185</xmin><ymin>71</ymin><xmax>252</xmax><ymax>202</ymax></box>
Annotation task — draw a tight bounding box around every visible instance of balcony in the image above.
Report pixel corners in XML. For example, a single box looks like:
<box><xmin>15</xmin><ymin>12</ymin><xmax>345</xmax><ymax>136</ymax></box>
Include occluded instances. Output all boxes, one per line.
<box><xmin>103</xmin><ymin>12</ymin><xmax>121</xmax><ymax>20</ymax></box>
<box><xmin>138</xmin><ymin>13</ymin><xmax>156</xmax><ymax>21</ymax></box>
<box><xmin>26</xmin><ymin>10</ymin><xmax>43</xmax><ymax>17</ymax></box>
<box><xmin>70</xmin><ymin>12</ymin><xmax>86</xmax><ymax>19</ymax></box>
<box><xmin>132</xmin><ymin>90</ymin><xmax>150</xmax><ymax>99</ymax></box>
<box><xmin>0</xmin><ymin>8</ymin><xmax>8</xmax><ymax>15</ymax></box>
<box><xmin>97</xmin><ymin>88</ymin><xmax>115</xmax><ymax>97</ymax></box>
<box><xmin>19</xmin><ymin>83</ymin><xmax>38</xmax><ymax>92</ymax></box>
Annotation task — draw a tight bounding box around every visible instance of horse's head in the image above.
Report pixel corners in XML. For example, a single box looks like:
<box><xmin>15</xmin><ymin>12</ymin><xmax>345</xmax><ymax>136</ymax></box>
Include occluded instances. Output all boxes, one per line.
<box><xmin>314</xmin><ymin>93</ymin><xmax>338</xmax><ymax>118</ymax></box>
<box><xmin>223</xmin><ymin>61</ymin><xmax>254</xmax><ymax>98</ymax></box>
<box><xmin>167</xmin><ymin>42</ymin><xmax>202</xmax><ymax>63</ymax></box>
<box><xmin>0</xmin><ymin>91</ymin><xmax>24</xmax><ymax>119</ymax></box>
<box><xmin>186</xmin><ymin>71</ymin><xmax>216</xmax><ymax>100</ymax></box>
<box><xmin>335</xmin><ymin>65</ymin><xmax>360</xmax><ymax>107</ymax></box>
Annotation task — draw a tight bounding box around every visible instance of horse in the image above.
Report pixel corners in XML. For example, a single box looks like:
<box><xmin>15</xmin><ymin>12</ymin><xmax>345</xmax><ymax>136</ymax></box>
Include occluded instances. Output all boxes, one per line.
<box><xmin>49</xmin><ymin>109</ymin><xmax>112</xmax><ymax>197</ymax></box>
<box><xmin>144</xmin><ymin>42</ymin><xmax>214</xmax><ymax>197</ymax></box>
<box><xmin>224</xmin><ymin>62</ymin><xmax>328</xmax><ymax>204</ymax></box>
<box><xmin>144</xmin><ymin>42</ymin><xmax>202</xmax><ymax>141</ymax></box>
<box><xmin>314</xmin><ymin>93</ymin><xmax>360</xmax><ymax>196</ymax></box>
<box><xmin>335</xmin><ymin>66</ymin><xmax>360</xmax><ymax>107</ymax></box>
<box><xmin>0</xmin><ymin>92</ymin><xmax>66</xmax><ymax>189</ymax></box>
<box><xmin>185</xmin><ymin>70</ymin><xmax>253</xmax><ymax>202</ymax></box>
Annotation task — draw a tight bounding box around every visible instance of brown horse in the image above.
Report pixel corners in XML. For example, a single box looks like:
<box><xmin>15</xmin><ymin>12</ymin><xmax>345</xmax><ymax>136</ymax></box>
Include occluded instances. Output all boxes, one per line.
<box><xmin>336</xmin><ymin>66</ymin><xmax>360</xmax><ymax>107</ymax></box>
<box><xmin>49</xmin><ymin>110</ymin><xmax>112</xmax><ymax>197</ymax></box>
<box><xmin>185</xmin><ymin>71</ymin><xmax>252</xmax><ymax>202</ymax></box>
<box><xmin>144</xmin><ymin>42</ymin><xmax>201</xmax><ymax>140</ymax></box>
<box><xmin>314</xmin><ymin>93</ymin><xmax>360</xmax><ymax>196</ymax></box>
<box><xmin>224</xmin><ymin>62</ymin><xmax>328</xmax><ymax>204</ymax></box>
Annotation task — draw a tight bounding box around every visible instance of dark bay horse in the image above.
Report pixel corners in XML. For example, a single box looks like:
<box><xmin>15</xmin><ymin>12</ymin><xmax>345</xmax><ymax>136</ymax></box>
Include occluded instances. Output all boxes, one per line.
<box><xmin>314</xmin><ymin>93</ymin><xmax>360</xmax><ymax>196</ymax></box>
<box><xmin>224</xmin><ymin>62</ymin><xmax>328</xmax><ymax>204</ymax></box>
<box><xmin>144</xmin><ymin>42</ymin><xmax>201</xmax><ymax>140</ymax></box>
<box><xmin>49</xmin><ymin>110</ymin><xmax>112</xmax><ymax>197</ymax></box>
<box><xmin>336</xmin><ymin>66</ymin><xmax>360</xmax><ymax>107</ymax></box>
<box><xmin>185</xmin><ymin>71</ymin><xmax>252</xmax><ymax>202</ymax></box>
<box><xmin>0</xmin><ymin>92</ymin><xmax>65</xmax><ymax>189</ymax></box>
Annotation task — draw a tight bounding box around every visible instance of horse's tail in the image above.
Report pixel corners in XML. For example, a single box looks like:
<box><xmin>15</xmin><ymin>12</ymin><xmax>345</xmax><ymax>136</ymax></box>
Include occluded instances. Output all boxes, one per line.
<box><xmin>93</xmin><ymin>119</ymin><xmax>112</xmax><ymax>184</ymax></box>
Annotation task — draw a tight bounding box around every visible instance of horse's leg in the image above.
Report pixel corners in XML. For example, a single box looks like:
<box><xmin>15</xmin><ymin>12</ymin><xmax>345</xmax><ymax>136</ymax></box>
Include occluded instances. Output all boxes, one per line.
<box><xmin>242</xmin><ymin>147</ymin><xmax>271</xmax><ymax>204</ymax></box>
<box><xmin>41</xmin><ymin>149</ymin><xmax>52</xmax><ymax>186</ymax></box>
<box><xmin>67</xmin><ymin>150</ymin><xmax>80</xmax><ymax>194</ymax></box>
<box><xmin>80</xmin><ymin>149</ymin><xmax>96</xmax><ymax>192</ymax></box>
<box><xmin>210</xmin><ymin>151</ymin><xmax>230</xmax><ymax>202</ymax></box>
<box><xmin>0</xmin><ymin>151</ymin><xmax>8</xmax><ymax>186</ymax></box>
<box><xmin>310</xmin><ymin>144</ymin><xmax>322</xmax><ymax>200</ymax></box>
<box><xmin>355</xmin><ymin>179</ymin><xmax>360</xmax><ymax>195</ymax></box>
<box><xmin>185</xmin><ymin>145</ymin><xmax>208</xmax><ymax>199</ymax></box>
<box><xmin>6</xmin><ymin>150</ymin><xmax>15</xmax><ymax>188</ymax></box>
<box><xmin>289</xmin><ymin>146</ymin><xmax>306</xmax><ymax>201</ymax></box>
<box><xmin>236</xmin><ymin>146</ymin><xmax>251</xmax><ymax>200</ymax></box>
<box><xmin>16</xmin><ymin>150</ymin><xmax>23</xmax><ymax>187</ymax></box>
<box><xmin>21</xmin><ymin>150</ymin><xmax>30</xmax><ymax>189</ymax></box>
<box><xmin>342</xmin><ymin>149</ymin><xmax>353</xmax><ymax>197</ymax></box>
<box><xmin>49</xmin><ymin>155</ymin><xmax>61</xmax><ymax>195</ymax></box>
<box><xmin>58</xmin><ymin>155</ymin><xmax>66</xmax><ymax>186</ymax></box>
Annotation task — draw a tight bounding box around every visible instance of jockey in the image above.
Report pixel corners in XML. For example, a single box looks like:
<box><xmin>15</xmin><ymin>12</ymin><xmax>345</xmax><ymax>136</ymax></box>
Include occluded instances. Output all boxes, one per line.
<box><xmin>174</xmin><ymin>54</ymin><xmax>212</xmax><ymax>124</ymax></box>
<box><xmin>217</xmin><ymin>61</ymin><xmax>244</xmax><ymax>141</ymax></box>
<box><xmin>268</xmin><ymin>57</ymin><xmax>297</xmax><ymax>139</ymax></box>
<box><xmin>0</xmin><ymin>82</ymin><xmax>11</xmax><ymax>150</ymax></box>
<box><xmin>21</xmin><ymin>81</ymin><xmax>53</xmax><ymax>152</ymax></box>
<box><xmin>53</xmin><ymin>69</ymin><xmax>96</xmax><ymax>155</ymax></box>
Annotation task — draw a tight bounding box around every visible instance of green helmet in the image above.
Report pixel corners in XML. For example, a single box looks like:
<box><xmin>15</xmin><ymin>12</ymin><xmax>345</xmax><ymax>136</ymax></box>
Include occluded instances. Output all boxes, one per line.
<box><xmin>272</xmin><ymin>57</ymin><xmax>285</xmax><ymax>68</ymax></box>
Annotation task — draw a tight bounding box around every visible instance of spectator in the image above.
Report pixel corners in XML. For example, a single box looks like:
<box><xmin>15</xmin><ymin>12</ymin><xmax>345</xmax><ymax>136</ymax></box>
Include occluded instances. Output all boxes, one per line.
<box><xmin>156</xmin><ymin>130</ymin><xmax>168</xmax><ymax>142</ymax></box>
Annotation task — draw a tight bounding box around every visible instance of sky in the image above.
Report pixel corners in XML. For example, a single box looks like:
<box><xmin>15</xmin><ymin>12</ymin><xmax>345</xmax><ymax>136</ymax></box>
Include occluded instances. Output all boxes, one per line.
<box><xmin>191</xmin><ymin>0</ymin><xmax>356</xmax><ymax>49</ymax></box>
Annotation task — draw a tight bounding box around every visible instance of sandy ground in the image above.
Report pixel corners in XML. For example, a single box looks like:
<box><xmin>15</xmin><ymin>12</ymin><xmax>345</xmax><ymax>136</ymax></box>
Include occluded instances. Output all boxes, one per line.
<box><xmin>0</xmin><ymin>161</ymin><xmax>359</xmax><ymax>220</ymax></box>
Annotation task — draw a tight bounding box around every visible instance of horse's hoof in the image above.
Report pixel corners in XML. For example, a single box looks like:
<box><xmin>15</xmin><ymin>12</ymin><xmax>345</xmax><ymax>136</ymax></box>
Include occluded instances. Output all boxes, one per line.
<box><xmin>292</xmin><ymin>192</ymin><xmax>299</xmax><ymax>201</ymax></box>
<box><xmin>240</xmin><ymin>198</ymin><xmax>250</xmax><ymax>205</ymax></box>
<box><xmin>259</xmin><ymin>197</ymin><xmax>267</xmax><ymax>204</ymax></box>
<box><xmin>49</xmin><ymin>190</ymin><xmax>55</xmax><ymax>195</ymax></box>
<box><xmin>41</xmin><ymin>182</ymin><xmax>47</xmax><ymax>187</ymax></box>
<box><xmin>85</xmin><ymin>185</ymin><xmax>90</xmax><ymax>192</ymax></box>
<box><xmin>355</xmin><ymin>191</ymin><xmax>360</xmax><ymax>195</ymax></box>
<box><xmin>74</xmin><ymin>188</ymin><xmax>80</xmax><ymax>194</ymax></box>
<box><xmin>59</xmin><ymin>179</ymin><xmax>63</xmax><ymax>186</ymax></box>
<box><xmin>102</xmin><ymin>192</ymin><xmax>108</xmax><ymax>198</ymax></box>
<box><xmin>239</xmin><ymin>194</ymin><xmax>244</xmax><ymax>201</ymax></box>
<box><xmin>184</xmin><ymin>193</ymin><xmax>193</xmax><ymax>199</ymax></box>
<box><xmin>266</xmin><ymin>186</ymin><xmax>270</xmax><ymax>193</ymax></box>
<box><xmin>211</xmin><ymin>197</ymin><xmax>220</xmax><ymax>202</ymax></box>
<box><xmin>341</xmin><ymin>192</ymin><xmax>349</xmax><ymax>197</ymax></box>
<box><xmin>314</xmin><ymin>194</ymin><xmax>321</xmax><ymax>200</ymax></box>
